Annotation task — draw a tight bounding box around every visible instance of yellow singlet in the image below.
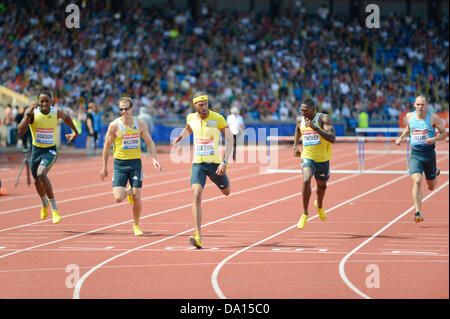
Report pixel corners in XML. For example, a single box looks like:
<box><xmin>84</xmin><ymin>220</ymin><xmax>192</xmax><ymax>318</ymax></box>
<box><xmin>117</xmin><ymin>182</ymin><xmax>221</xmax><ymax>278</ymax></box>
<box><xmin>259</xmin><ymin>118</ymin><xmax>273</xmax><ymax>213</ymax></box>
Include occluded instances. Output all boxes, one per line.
<box><xmin>113</xmin><ymin>117</ymin><xmax>141</xmax><ymax>160</ymax></box>
<box><xmin>300</xmin><ymin>113</ymin><xmax>332</xmax><ymax>162</ymax></box>
<box><xmin>187</xmin><ymin>110</ymin><xmax>227</xmax><ymax>164</ymax></box>
<box><xmin>29</xmin><ymin>106</ymin><xmax>58</xmax><ymax>148</ymax></box>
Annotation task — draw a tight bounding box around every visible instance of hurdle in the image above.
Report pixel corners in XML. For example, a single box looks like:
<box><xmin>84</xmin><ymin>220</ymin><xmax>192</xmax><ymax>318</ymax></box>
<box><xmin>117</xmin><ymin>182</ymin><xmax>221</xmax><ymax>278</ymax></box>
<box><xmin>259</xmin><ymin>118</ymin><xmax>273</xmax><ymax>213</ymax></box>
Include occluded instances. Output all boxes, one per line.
<box><xmin>265</xmin><ymin>134</ymin><xmax>449</xmax><ymax>175</ymax></box>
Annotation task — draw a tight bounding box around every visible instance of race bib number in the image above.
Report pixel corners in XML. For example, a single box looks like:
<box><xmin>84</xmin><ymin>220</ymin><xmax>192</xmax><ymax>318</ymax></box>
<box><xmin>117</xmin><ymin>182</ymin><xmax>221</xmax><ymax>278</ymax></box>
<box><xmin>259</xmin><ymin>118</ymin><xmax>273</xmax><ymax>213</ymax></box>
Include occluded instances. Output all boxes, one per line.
<box><xmin>36</xmin><ymin>128</ymin><xmax>54</xmax><ymax>144</ymax></box>
<box><xmin>411</xmin><ymin>130</ymin><xmax>428</xmax><ymax>145</ymax></box>
<box><xmin>302</xmin><ymin>130</ymin><xmax>321</xmax><ymax>146</ymax></box>
<box><xmin>195</xmin><ymin>138</ymin><xmax>215</xmax><ymax>156</ymax></box>
<box><xmin>122</xmin><ymin>133</ymin><xmax>140</xmax><ymax>149</ymax></box>
<box><xmin>206</xmin><ymin>120</ymin><xmax>217</xmax><ymax>128</ymax></box>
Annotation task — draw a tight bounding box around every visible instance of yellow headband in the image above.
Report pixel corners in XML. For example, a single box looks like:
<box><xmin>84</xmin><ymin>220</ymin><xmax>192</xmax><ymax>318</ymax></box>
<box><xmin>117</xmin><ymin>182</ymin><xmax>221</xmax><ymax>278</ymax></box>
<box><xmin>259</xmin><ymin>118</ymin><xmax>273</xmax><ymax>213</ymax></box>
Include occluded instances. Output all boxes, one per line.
<box><xmin>193</xmin><ymin>95</ymin><xmax>208</xmax><ymax>104</ymax></box>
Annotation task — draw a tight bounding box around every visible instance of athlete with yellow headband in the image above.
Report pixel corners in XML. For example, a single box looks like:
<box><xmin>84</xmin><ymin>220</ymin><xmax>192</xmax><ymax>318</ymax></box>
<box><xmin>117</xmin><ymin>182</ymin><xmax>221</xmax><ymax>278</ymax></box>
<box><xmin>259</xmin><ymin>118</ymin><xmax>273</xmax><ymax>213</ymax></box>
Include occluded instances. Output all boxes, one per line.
<box><xmin>172</xmin><ymin>92</ymin><xmax>233</xmax><ymax>248</ymax></box>
<box><xmin>100</xmin><ymin>97</ymin><xmax>162</xmax><ymax>236</ymax></box>
<box><xmin>293</xmin><ymin>98</ymin><xmax>336</xmax><ymax>230</ymax></box>
<box><xmin>17</xmin><ymin>90</ymin><xmax>79</xmax><ymax>224</ymax></box>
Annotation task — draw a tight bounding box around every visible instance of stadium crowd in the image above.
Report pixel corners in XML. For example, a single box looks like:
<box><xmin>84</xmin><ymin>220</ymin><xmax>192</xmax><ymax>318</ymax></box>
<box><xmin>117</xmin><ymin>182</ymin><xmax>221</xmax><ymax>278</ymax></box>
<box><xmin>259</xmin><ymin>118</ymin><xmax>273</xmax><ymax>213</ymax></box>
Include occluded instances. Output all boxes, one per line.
<box><xmin>0</xmin><ymin>0</ymin><xmax>448</xmax><ymax>130</ymax></box>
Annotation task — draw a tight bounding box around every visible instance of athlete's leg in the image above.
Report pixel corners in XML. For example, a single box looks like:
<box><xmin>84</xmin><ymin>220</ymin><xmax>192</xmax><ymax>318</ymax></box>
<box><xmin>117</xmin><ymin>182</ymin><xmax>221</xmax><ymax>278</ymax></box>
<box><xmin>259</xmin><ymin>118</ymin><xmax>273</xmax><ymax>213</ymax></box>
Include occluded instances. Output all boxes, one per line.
<box><xmin>37</xmin><ymin>164</ymin><xmax>60</xmax><ymax>223</ymax></box>
<box><xmin>315</xmin><ymin>179</ymin><xmax>327</xmax><ymax>209</ymax></box>
<box><xmin>131</xmin><ymin>187</ymin><xmax>142</xmax><ymax>226</ymax></box>
<box><xmin>113</xmin><ymin>186</ymin><xmax>129</xmax><ymax>202</ymax></box>
<box><xmin>424</xmin><ymin>157</ymin><xmax>439</xmax><ymax>191</ymax></box>
<box><xmin>34</xmin><ymin>175</ymin><xmax>49</xmax><ymax>220</ymax></box>
<box><xmin>36</xmin><ymin>166</ymin><xmax>54</xmax><ymax>199</ymax></box>
<box><xmin>31</xmin><ymin>150</ymin><xmax>50</xmax><ymax>219</ymax></box>
<box><xmin>426</xmin><ymin>173</ymin><xmax>439</xmax><ymax>191</ymax></box>
<box><xmin>192</xmin><ymin>183</ymin><xmax>204</xmax><ymax>237</ymax></box>
<box><xmin>208</xmin><ymin>165</ymin><xmax>230</xmax><ymax>196</ymax></box>
<box><xmin>302</xmin><ymin>167</ymin><xmax>313</xmax><ymax>215</ymax></box>
<box><xmin>33</xmin><ymin>175</ymin><xmax>46</xmax><ymax>198</ymax></box>
<box><xmin>314</xmin><ymin>161</ymin><xmax>330</xmax><ymax>209</ymax></box>
<box><xmin>411</xmin><ymin>173</ymin><xmax>423</xmax><ymax>213</ymax></box>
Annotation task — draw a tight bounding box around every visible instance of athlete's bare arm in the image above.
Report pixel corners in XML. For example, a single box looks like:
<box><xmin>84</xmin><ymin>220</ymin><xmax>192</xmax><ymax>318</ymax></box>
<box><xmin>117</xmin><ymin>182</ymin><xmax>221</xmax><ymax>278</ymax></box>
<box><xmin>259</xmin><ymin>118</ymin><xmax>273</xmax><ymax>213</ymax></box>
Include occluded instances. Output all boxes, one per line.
<box><xmin>100</xmin><ymin>120</ymin><xmax>118</xmax><ymax>180</ymax></box>
<box><xmin>396</xmin><ymin>112</ymin><xmax>412</xmax><ymax>145</ymax></box>
<box><xmin>316</xmin><ymin>114</ymin><xmax>336</xmax><ymax>143</ymax></box>
<box><xmin>293</xmin><ymin>116</ymin><xmax>302</xmax><ymax>157</ymax></box>
<box><xmin>428</xmin><ymin>113</ymin><xmax>447</xmax><ymax>145</ymax></box>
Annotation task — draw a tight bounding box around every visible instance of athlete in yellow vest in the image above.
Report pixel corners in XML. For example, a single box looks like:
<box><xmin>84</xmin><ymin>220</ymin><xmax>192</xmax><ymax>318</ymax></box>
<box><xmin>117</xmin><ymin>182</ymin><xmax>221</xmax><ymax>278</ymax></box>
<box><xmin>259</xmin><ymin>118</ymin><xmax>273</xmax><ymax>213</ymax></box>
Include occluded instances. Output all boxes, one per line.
<box><xmin>172</xmin><ymin>92</ymin><xmax>233</xmax><ymax>248</ymax></box>
<box><xmin>293</xmin><ymin>98</ymin><xmax>336</xmax><ymax>230</ymax></box>
<box><xmin>100</xmin><ymin>97</ymin><xmax>161</xmax><ymax>236</ymax></box>
<box><xmin>17</xmin><ymin>90</ymin><xmax>79</xmax><ymax>224</ymax></box>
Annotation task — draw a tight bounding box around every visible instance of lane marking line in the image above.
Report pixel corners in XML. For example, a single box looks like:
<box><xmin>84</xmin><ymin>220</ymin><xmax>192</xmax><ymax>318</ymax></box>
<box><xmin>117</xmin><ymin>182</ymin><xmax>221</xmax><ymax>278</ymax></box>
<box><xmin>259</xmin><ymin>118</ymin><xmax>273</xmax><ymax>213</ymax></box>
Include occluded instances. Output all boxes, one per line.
<box><xmin>338</xmin><ymin>180</ymin><xmax>449</xmax><ymax>299</ymax></box>
<box><xmin>211</xmin><ymin>174</ymin><xmax>409</xmax><ymax>299</ymax></box>
<box><xmin>73</xmin><ymin>173</ymin><xmax>359</xmax><ymax>299</ymax></box>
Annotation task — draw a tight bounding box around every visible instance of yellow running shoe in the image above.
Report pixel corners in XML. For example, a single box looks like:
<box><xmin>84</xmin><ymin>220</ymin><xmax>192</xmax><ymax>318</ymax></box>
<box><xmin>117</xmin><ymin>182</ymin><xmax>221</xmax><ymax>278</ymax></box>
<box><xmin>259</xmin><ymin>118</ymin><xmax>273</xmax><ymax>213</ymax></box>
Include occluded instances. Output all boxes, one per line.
<box><xmin>133</xmin><ymin>224</ymin><xmax>143</xmax><ymax>236</ymax></box>
<box><xmin>189</xmin><ymin>232</ymin><xmax>202</xmax><ymax>249</ymax></box>
<box><xmin>297</xmin><ymin>214</ymin><xmax>308</xmax><ymax>230</ymax></box>
<box><xmin>127</xmin><ymin>187</ymin><xmax>134</xmax><ymax>205</ymax></box>
<box><xmin>52</xmin><ymin>209</ymin><xmax>61</xmax><ymax>224</ymax></box>
<box><xmin>314</xmin><ymin>200</ymin><xmax>326</xmax><ymax>221</ymax></box>
<box><xmin>41</xmin><ymin>202</ymin><xmax>50</xmax><ymax>220</ymax></box>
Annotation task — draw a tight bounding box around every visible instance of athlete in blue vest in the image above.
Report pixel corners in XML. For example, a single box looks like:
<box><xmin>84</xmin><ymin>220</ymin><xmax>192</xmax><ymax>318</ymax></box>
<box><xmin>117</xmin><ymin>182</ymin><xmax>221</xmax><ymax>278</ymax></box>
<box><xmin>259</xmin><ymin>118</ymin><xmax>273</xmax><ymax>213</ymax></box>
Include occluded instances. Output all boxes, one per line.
<box><xmin>396</xmin><ymin>95</ymin><xmax>447</xmax><ymax>223</ymax></box>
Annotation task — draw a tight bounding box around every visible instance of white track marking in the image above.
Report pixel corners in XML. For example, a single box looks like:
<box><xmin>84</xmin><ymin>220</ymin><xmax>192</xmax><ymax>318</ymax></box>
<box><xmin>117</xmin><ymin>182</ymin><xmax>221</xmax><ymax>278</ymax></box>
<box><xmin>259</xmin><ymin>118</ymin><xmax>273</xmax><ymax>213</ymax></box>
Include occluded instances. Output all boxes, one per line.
<box><xmin>0</xmin><ymin>163</ymin><xmax>263</xmax><ymax>214</ymax></box>
<box><xmin>0</xmin><ymin>149</ymin><xmax>366</xmax><ymax>231</ymax></box>
<box><xmin>72</xmin><ymin>173</ymin><xmax>359</xmax><ymax>299</ymax></box>
<box><xmin>338</xmin><ymin>180</ymin><xmax>449</xmax><ymax>299</ymax></box>
<box><xmin>0</xmin><ymin>172</ymin><xmax>305</xmax><ymax>258</ymax></box>
<box><xmin>0</xmin><ymin>169</ymin><xmax>299</xmax><ymax>233</ymax></box>
<box><xmin>211</xmin><ymin>174</ymin><xmax>409</xmax><ymax>299</ymax></box>
<box><xmin>71</xmin><ymin>153</ymin><xmax>423</xmax><ymax>297</ymax></box>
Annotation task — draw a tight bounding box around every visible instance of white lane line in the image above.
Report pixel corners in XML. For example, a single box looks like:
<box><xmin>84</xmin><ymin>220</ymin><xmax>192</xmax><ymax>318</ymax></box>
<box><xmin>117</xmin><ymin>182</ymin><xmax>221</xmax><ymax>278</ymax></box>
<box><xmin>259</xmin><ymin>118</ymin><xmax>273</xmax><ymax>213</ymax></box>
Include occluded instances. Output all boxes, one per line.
<box><xmin>0</xmin><ymin>172</ymin><xmax>303</xmax><ymax>259</ymax></box>
<box><xmin>0</xmin><ymin>160</ymin><xmax>303</xmax><ymax>234</ymax></box>
<box><xmin>0</xmin><ymin>150</ymin><xmax>363</xmax><ymax>223</ymax></box>
<box><xmin>338</xmin><ymin>180</ymin><xmax>449</xmax><ymax>299</ymax></box>
<box><xmin>1</xmin><ymin>258</ymin><xmax>448</xmax><ymax>275</ymax></box>
<box><xmin>0</xmin><ymin>168</ymin><xmax>281</xmax><ymax>233</ymax></box>
<box><xmin>397</xmin><ymin>233</ymin><xmax>448</xmax><ymax>236</ymax></box>
<box><xmin>0</xmin><ymin>155</ymin><xmax>179</xmax><ymax>183</ymax></box>
<box><xmin>72</xmin><ymin>173</ymin><xmax>359</xmax><ymax>299</ymax></box>
<box><xmin>388</xmin><ymin>250</ymin><xmax>439</xmax><ymax>255</ymax></box>
<box><xmin>211</xmin><ymin>174</ymin><xmax>408</xmax><ymax>299</ymax></box>
<box><xmin>0</xmin><ymin>159</ymin><xmax>266</xmax><ymax>214</ymax></box>
<box><xmin>0</xmin><ymin>160</ymin><xmax>261</xmax><ymax>205</ymax></box>
<box><xmin>72</xmin><ymin>192</ymin><xmax>302</xmax><ymax>298</ymax></box>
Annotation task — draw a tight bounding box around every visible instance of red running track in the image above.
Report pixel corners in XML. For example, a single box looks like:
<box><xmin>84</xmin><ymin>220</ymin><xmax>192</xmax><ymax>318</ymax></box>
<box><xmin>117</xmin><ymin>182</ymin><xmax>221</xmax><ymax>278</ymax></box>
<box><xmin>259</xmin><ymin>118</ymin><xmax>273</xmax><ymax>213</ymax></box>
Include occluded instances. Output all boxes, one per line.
<box><xmin>0</xmin><ymin>142</ymin><xmax>448</xmax><ymax>299</ymax></box>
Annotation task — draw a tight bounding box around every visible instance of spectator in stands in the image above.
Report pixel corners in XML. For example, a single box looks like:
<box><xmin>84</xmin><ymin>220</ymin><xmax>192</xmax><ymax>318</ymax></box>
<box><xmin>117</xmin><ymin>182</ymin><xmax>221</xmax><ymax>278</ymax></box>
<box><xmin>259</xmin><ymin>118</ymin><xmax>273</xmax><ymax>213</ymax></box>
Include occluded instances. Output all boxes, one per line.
<box><xmin>226</xmin><ymin>106</ymin><xmax>245</xmax><ymax>161</ymax></box>
<box><xmin>85</xmin><ymin>103</ymin><xmax>98</xmax><ymax>156</ymax></box>
<box><xmin>321</xmin><ymin>96</ymin><xmax>332</xmax><ymax>115</ymax></box>
<box><xmin>15</xmin><ymin>106</ymin><xmax>32</xmax><ymax>149</ymax></box>
<box><xmin>357</xmin><ymin>108</ymin><xmax>369</xmax><ymax>136</ymax></box>
<box><xmin>0</xmin><ymin>1</ymin><xmax>447</xmax><ymax>127</ymax></box>
<box><xmin>138</xmin><ymin>106</ymin><xmax>154</xmax><ymax>157</ymax></box>
<box><xmin>4</xmin><ymin>104</ymin><xmax>15</xmax><ymax>147</ymax></box>
<box><xmin>341</xmin><ymin>102</ymin><xmax>352</xmax><ymax>132</ymax></box>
